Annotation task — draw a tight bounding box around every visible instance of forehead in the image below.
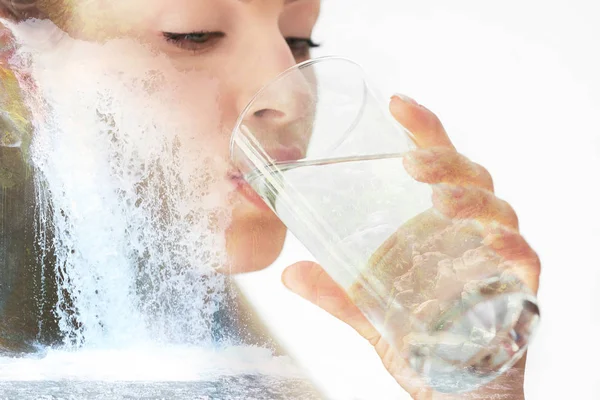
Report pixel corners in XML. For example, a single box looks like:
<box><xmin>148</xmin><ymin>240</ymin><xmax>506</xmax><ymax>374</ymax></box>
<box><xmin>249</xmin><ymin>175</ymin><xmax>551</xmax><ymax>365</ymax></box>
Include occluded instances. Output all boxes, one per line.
<box><xmin>70</xmin><ymin>0</ymin><xmax>314</xmax><ymax>19</ymax></box>
<box><xmin>65</xmin><ymin>0</ymin><xmax>319</xmax><ymax>37</ymax></box>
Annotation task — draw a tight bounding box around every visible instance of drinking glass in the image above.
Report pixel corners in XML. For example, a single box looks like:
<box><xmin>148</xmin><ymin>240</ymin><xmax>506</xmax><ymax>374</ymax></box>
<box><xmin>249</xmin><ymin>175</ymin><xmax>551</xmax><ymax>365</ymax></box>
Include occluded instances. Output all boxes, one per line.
<box><xmin>229</xmin><ymin>56</ymin><xmax>540</xmax><ymax>393</ymax></box>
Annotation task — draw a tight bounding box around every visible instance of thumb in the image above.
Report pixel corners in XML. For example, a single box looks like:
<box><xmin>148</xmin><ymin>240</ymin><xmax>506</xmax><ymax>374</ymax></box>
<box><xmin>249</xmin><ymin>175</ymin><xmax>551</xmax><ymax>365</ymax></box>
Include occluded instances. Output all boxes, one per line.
<box><xmin>282</xmin><ymin>262</ymin><xmax>435</xmax><ymax>400</ymax></box>
<box><xmin>281</xmin><ymin>261</ymin><xmax>380</xmax><ymax>344</ymax></box>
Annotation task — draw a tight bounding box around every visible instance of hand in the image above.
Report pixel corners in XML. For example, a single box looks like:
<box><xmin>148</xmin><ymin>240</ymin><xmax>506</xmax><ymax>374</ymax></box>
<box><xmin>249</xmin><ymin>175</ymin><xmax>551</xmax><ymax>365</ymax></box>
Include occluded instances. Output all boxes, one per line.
<box><xmin>281</xmin><ymin>95</ymin><xmax>541</xmax><ymax>399</ymax></box>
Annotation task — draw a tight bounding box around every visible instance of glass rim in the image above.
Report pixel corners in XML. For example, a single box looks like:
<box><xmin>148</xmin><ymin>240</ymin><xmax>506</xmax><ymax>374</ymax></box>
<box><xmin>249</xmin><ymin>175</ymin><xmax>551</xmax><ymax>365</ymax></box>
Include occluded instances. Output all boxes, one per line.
<box><xmin>229</xmin><ymin>55</ymin><xmax>365</xmax><ymax>159</ymax></box>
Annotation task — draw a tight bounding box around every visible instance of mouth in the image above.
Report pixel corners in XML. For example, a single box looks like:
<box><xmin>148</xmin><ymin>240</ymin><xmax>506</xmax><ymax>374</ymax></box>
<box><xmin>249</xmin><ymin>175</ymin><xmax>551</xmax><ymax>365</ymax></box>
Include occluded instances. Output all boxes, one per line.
<box><xmin>227</xmin><ymin>171</ymin><xmax>272</xmax><ymax>211</ymax></box>
<box><xmin>226</xmin><ymin>144</ymin><xmax>304</xmax><ymax>212</ymax></box>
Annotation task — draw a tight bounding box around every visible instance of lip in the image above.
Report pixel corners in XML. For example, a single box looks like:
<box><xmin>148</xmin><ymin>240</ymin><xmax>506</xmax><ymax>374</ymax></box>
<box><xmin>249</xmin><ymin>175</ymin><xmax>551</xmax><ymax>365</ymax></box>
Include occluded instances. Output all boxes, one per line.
<box><xmin>227</xmin><ymin>144</ymin><xmax>304</xmax><ymax>211</ymax></box>
<box><xmin>228</xmin><ymin>173</ymin><xmax>272</xmax><ymax>211</ymax></box>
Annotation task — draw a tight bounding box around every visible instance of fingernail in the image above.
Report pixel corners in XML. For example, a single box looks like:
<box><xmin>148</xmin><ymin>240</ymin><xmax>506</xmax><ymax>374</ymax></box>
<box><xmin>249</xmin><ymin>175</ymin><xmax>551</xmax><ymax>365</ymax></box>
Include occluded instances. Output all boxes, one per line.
<box><xmin>392</xmin><ymin>93</ymin><xmax>418</xmax><ymax>106</ymax></box>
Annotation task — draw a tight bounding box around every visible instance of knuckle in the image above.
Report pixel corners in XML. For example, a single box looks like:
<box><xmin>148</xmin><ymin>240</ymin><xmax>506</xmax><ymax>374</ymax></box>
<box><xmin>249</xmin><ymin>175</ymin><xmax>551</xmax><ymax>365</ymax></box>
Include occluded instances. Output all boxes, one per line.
<box><xmin>442</xmin><ymin>154</ymin><xmax>492</xmax><ymax>189</ymax></box>
<box><xmin>462</xmin><ymin>185</ymin><xmax>491</xmax><ymax>215</ymax></box>
<box><xmin>421</xmin><ymin>108</ymin><xmax>445</xmax><ymax>132</ymax></box>
<box><xmin>497</xmin><ymin>198</ymin><xmax>520</xmax><ymax>228</ymax></box>
<box><xmin>528</xmin><ymin>250</ymin><xmax>542</xmax><ymax>276</ymax></box>
<box><xmin>472</xmin><ymin>162</ymin><xmax>495</xmax><ymax>191</ymax></box>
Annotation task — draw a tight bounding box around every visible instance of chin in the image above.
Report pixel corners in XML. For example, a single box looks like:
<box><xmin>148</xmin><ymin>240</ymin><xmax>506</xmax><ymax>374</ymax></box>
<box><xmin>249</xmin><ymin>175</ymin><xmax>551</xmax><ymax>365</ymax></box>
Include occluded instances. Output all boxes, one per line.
<box><xmin>223</xmin><ymin>200</ymin><xmax>288</xmax><ymax>274</ymax></box>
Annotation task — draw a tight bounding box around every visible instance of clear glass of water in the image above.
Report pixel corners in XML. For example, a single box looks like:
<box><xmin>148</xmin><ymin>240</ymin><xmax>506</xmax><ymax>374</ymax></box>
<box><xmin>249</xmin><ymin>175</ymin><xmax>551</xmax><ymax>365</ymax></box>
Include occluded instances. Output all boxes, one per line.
<box><xmin>229</xmin><ymin>56</ymin><xmax>540</xmax><ymax>393</ymax></box>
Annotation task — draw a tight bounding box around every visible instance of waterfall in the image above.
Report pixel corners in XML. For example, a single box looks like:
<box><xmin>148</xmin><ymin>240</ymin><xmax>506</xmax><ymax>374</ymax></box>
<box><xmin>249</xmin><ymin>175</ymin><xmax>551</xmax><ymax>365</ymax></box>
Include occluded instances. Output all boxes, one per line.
<box><xmin>9</xmin><ymin>19</ymin><xmax>235</xmax><ymax>349</ymax></box>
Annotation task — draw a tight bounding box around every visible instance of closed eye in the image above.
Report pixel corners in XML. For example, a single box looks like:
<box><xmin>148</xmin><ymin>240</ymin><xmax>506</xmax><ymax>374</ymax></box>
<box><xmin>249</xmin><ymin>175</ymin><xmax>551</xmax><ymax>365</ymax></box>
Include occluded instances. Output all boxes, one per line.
<box><xmin>285</xmin><ymin>37</ymin><xmax>321</xmax><ymax>59</ymax></box>
<box><xmin>162</xmin><ymin>31</ymin><xmax>225</xmax><ymax>53</ymax></box>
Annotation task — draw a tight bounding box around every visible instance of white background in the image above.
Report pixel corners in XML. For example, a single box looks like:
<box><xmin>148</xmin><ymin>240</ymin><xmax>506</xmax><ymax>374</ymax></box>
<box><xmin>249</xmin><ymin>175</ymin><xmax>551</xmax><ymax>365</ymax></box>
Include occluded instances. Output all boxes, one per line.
<box><xmin>235</xmin><ymin>0</ymin><xmax>600</xmax><ymax>399</ymax></box>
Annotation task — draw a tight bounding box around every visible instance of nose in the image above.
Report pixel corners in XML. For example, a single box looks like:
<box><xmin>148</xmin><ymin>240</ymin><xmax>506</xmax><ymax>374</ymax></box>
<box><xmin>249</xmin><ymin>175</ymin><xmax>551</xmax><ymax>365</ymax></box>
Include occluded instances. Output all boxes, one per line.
<box><xmin>233</xmin><ymin>32</ymin><xmax>314</xmax><ymax>163</ymax></box>
<box><xmin>244</xmin><ymin>68</ymin><xmax>313</xmax><ymax>142</ymax></box>
<box><xmin>235</xmin><ymin>30</ymin><xmax>299</xmax><ymax>116</ymax></box>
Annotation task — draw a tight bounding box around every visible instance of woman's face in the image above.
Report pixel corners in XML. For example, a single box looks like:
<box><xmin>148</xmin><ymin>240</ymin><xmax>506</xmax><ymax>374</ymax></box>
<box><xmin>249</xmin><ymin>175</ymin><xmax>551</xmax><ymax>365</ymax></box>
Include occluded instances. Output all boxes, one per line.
<box><xmin>11</xmin><ymin>0</ymin><xmax>321</xmax><ymax>273</ymax></box>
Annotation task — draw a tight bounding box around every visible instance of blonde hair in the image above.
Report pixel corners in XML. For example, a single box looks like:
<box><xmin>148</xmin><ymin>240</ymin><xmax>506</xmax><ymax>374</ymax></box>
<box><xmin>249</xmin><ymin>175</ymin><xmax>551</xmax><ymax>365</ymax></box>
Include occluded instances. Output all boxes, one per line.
<box><xmin>0</xmin><ymin>0</ymin><xmax>45</xmax><ymax>20</ymax></box>
<box><xmin>0</xmin><ymin>63</ymin><xmax>32</xmax><ymax>187</ymax></box>
<box><xmin>0</xmin><ymin>2</ymin><xmax>40</xmax><ymax>187</ymax></box>
<box><xmin>0</xmin><ymin>0</ymin><xmax>76</xmax><ymax>171</ymax></box>
<box><xmin>0</xmin><ymin>0</ymin><xmax>72</xmax><ymax>27</ymax></box>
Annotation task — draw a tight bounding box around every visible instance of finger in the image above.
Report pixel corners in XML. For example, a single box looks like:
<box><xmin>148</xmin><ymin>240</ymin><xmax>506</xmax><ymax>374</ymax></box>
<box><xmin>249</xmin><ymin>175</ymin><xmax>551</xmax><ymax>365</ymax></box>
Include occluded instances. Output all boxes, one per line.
<box><xmin>282</xmin><ymin>263</ymin><xmax>435</xmax><ymax>399</ymax></box>
<box><xmin>403</xmin><ymin>147</ymin><xmax>494</xmax><ymax>192</ymax></box>
<box><xmin>482</xmin><ymin>225</ymin><xmax>542</xmax><ymax>294</ymax></box>
<box><xmin>432</xmin><ymin>184</ymin><xmax>519</xmax><ymax>230</ymax></box>
<box><xmin>281</xmin><ymin>261</ymin><xmax>380</xmax><ymax>343</ymax></box>
<box><xmin>390</xmin><ymin>95</ymin><xmax>455</xmax><ymax>150</ymax></box>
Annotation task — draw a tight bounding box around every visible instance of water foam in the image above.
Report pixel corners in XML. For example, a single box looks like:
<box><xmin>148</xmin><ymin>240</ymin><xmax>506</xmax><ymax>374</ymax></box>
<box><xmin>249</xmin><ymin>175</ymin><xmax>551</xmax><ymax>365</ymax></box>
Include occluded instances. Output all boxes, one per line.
<box><xmin>8</xmin><ymin>19</ymin><xmax>235</xmax><ymax>349</ymax></box>
<box><xmin>0</xmin><ymin>344</ymin><xmax>302</xmax><ymax>381</ymax></box>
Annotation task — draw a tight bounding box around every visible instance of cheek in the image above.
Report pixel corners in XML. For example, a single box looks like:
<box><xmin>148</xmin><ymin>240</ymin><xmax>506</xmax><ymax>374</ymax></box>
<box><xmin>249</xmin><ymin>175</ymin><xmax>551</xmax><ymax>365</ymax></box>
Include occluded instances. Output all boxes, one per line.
<box><xmin>46</xmin><ymin>36</ymin><xmax>232</xmax><ymax>158</ymax></box>
<box><xmin>170</xmin><ymin>72</ymin><xmax>227</xmax><ymax>153</ymax></box>
<box><xmin>166</xmin><ymin>64</ymin><xmax>247</xmax><ymax>163</ymax></box>
<box><xmin>118</xmin><ymin>53</ymin><xmax>234</xmax><ymax>161</ymax></box>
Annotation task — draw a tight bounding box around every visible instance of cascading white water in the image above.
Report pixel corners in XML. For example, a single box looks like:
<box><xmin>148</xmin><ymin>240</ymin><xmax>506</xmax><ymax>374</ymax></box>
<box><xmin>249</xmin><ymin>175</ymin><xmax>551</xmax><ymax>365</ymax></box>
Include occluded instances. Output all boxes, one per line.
<box><xmin>0</xmin><ymin>20</ymin><xmax>322</xmax><ymax>399</ymax></box>
<box><xmin>8</xmin><ymin>19</ymin><xmax>234</xmax><ymax>349</ymax></box>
